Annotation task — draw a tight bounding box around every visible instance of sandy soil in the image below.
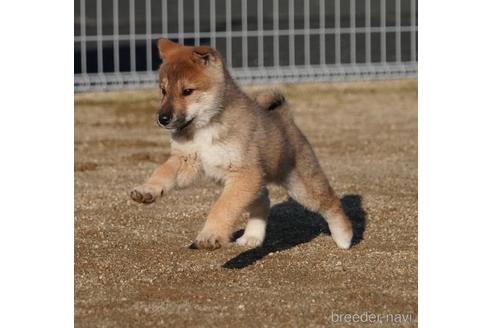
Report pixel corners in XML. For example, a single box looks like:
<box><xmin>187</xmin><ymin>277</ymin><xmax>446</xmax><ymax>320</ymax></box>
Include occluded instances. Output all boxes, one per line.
<box><xmin>75</xmin><ymin>80</ymin><xmax>417</xmax><ymax>327</ymax></box>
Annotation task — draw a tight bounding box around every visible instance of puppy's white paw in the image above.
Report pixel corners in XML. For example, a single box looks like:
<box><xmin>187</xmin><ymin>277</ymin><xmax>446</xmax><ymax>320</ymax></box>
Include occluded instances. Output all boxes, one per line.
<box><xmin>332</xmin><ymin>229</ymin><xmax>353</xmax><ymax>250</ymax></box>
<box><xmin>235</xmin><ymin>235</ymin><xmax>264</xmax><ymax>247</ymax></box>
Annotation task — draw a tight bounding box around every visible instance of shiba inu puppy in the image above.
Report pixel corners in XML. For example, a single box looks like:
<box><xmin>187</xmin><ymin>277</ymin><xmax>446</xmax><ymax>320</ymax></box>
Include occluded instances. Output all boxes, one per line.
<box><xmin>130</xmin><ymin>38</ymin><xmax>353</xmax><ymax>250</ymax></box>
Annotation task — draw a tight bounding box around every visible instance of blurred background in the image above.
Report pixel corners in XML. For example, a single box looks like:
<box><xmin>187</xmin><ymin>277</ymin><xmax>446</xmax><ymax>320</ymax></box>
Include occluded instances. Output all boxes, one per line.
<box><xmin>74</xmin><ymin>0</ymin><xmax>417</xmax><ymax>91</ymax></box>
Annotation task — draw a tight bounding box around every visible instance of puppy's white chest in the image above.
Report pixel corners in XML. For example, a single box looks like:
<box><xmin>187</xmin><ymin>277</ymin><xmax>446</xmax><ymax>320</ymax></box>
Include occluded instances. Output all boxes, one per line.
<box><xmin>172</xmin><ymin>126</ymin><xmax>241</xmax><ymax>181</ymax></box>
<box><xmin>200</xmin><ymin>142</ymin><xmax>236</xmax><ymax>180</ymax></box>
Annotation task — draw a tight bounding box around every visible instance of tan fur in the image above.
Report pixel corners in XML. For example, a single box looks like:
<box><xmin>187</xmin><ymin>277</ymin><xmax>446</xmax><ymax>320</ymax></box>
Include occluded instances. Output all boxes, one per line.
<box><xmin>130</xmin><ymin>39</ymin><xmax>353</xmax><ymax>250</ymax></box>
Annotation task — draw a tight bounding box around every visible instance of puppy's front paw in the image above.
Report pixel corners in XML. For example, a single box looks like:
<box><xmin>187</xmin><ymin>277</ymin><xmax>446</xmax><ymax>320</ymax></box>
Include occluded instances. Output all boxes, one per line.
<box><xmin>192</xmin><ymin>225</ymin><xmax>229</xmax><ymax>250</ymax></box>
<box><xmin>130</xmin><ymin>184</ymin><xmax>163</xmax><ymax>204</ymax></box>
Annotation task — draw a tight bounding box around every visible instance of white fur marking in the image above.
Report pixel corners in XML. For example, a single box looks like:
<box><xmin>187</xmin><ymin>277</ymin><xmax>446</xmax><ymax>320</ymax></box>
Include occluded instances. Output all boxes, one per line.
<box><xmin>171</xmin><ymin>124</ymin><xmax>242</xmax><ymax>182</ymax></box>
<box><xmin>236</xmin><ymin>218</ymin><xmax>266</xmax><ymax>247</ymax></box>
<box><xmin>186</xmin><ymin>91</ymin><xmax>221</xmax><ymax>128</ymax></box>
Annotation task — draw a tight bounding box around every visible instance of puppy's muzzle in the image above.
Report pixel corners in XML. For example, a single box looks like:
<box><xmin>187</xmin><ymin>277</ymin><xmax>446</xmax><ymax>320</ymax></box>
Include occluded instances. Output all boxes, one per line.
<box><xmin>157</xmin><ymin>111</ymin><xmax>172</xmax><ymax>127</ymax></box>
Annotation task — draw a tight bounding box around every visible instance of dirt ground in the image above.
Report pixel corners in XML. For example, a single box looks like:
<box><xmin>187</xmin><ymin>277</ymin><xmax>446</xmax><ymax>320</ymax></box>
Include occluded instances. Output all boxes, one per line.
<box><xmin>75</xmin><ymin>80</ymin><xmax>417</xmax><ymax>327</ymax></box>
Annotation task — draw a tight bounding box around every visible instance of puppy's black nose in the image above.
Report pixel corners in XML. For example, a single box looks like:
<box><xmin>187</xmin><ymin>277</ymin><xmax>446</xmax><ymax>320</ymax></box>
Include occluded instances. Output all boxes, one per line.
<box><xmin>158</xmin><ymin>112</ymin><xmax>171</xmax><ymax>126</ymax></box>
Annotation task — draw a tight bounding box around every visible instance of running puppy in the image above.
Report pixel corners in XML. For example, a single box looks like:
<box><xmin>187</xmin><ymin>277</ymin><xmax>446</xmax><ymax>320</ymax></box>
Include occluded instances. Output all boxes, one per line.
<box><xmin>130</xmin><ymin>39</ymin><xmax>353</xmax><ymax>250</ymax></box>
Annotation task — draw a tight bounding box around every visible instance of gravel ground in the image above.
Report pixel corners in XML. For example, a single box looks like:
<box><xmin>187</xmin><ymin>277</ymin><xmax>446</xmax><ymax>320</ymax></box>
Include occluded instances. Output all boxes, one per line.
<box><xmin>75</xmin><ymin>80</ymin><xmax>417</xmax><ymax>327</ymax></box>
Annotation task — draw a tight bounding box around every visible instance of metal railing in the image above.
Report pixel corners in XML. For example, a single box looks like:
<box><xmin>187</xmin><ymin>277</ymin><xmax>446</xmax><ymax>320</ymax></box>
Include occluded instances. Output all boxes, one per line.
<box><xmin>74</xmin><ymin>0</ymin><xmax>417</xmax><ymax>92</ymax></box>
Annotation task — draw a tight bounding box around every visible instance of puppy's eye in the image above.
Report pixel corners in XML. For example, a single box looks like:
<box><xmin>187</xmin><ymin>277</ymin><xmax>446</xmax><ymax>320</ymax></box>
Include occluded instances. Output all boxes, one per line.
<box><xmin>182</xmin><ymin>89</ymin><xmax>194</xmax><ymax>96</ymax></box>
<box><xmin>161</xmin><ymin>88</ymin><xmax>166</xmax><ymax>96</ymax></box>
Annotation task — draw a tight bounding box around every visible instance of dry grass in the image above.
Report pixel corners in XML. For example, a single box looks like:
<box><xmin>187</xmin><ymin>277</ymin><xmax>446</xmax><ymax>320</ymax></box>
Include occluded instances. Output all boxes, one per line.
<box><xmin>75</xmin><ymin>79</ymin><xmax>417</xmax><ymax>327</ymax></box>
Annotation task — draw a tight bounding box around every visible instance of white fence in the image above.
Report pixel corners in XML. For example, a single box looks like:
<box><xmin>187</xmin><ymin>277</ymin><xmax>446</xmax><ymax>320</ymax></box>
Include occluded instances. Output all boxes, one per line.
<box><xmin>74</xmin><ymin>0</ymin><xmax>417</xmax><ymax>92</ymax></box>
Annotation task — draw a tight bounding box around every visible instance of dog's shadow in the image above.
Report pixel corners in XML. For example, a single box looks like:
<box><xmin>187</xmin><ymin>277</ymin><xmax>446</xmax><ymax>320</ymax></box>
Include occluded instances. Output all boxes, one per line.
<box><xmin>223</xmin><ymin>195</ymin><xmax>366</xmax><ymax>269</ymax></box>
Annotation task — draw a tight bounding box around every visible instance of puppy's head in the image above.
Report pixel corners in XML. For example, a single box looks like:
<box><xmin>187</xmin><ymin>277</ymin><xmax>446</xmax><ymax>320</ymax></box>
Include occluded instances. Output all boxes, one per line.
<box><xmin>156</xmin><ymin>39</ymin><xmax>225</xmax><ymax>133</ymax></box>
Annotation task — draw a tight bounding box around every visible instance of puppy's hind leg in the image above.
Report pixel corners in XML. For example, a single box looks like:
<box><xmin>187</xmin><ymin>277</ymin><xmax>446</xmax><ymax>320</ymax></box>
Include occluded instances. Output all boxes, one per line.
<box><xmin>236</xmin><ymin>187</ymin><xmax>270</xmax><ymax>247</ymax></box>
<box><xmin>285</xmin><ymin>169</ymin><xmax>353</xmax><ymax>250</ymax></box>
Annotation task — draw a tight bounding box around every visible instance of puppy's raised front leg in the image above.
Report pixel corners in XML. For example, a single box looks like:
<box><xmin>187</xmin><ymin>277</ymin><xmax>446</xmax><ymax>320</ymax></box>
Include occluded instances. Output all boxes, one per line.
<box><xmin>193</xmin><ymin>169</ymin><xmax>263</xmax><ymax>249</ymax></box>
<box><xmin>130</xmin><ymin>154</ymin><xmax>199</xmax><ymax>204</ymax></box>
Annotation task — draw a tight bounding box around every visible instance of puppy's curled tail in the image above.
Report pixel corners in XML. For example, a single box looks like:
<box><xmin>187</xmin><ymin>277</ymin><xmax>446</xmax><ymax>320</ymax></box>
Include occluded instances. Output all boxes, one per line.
<box><xmin>255</xmin><ymin>90</ymin><xmax>286</xmax><ymax>111</ymax></box>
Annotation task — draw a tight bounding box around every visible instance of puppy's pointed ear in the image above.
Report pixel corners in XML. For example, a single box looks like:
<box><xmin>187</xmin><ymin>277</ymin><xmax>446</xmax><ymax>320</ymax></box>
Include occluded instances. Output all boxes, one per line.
<box><xmin>157</xmin><ymin>38</ymin><xmax>180</xmax><ymax>61</ymax></box>
<box><xmin>192</xmin><ymin>46</ymin><xmax>220</xmax><ymax>66</ymax></box>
